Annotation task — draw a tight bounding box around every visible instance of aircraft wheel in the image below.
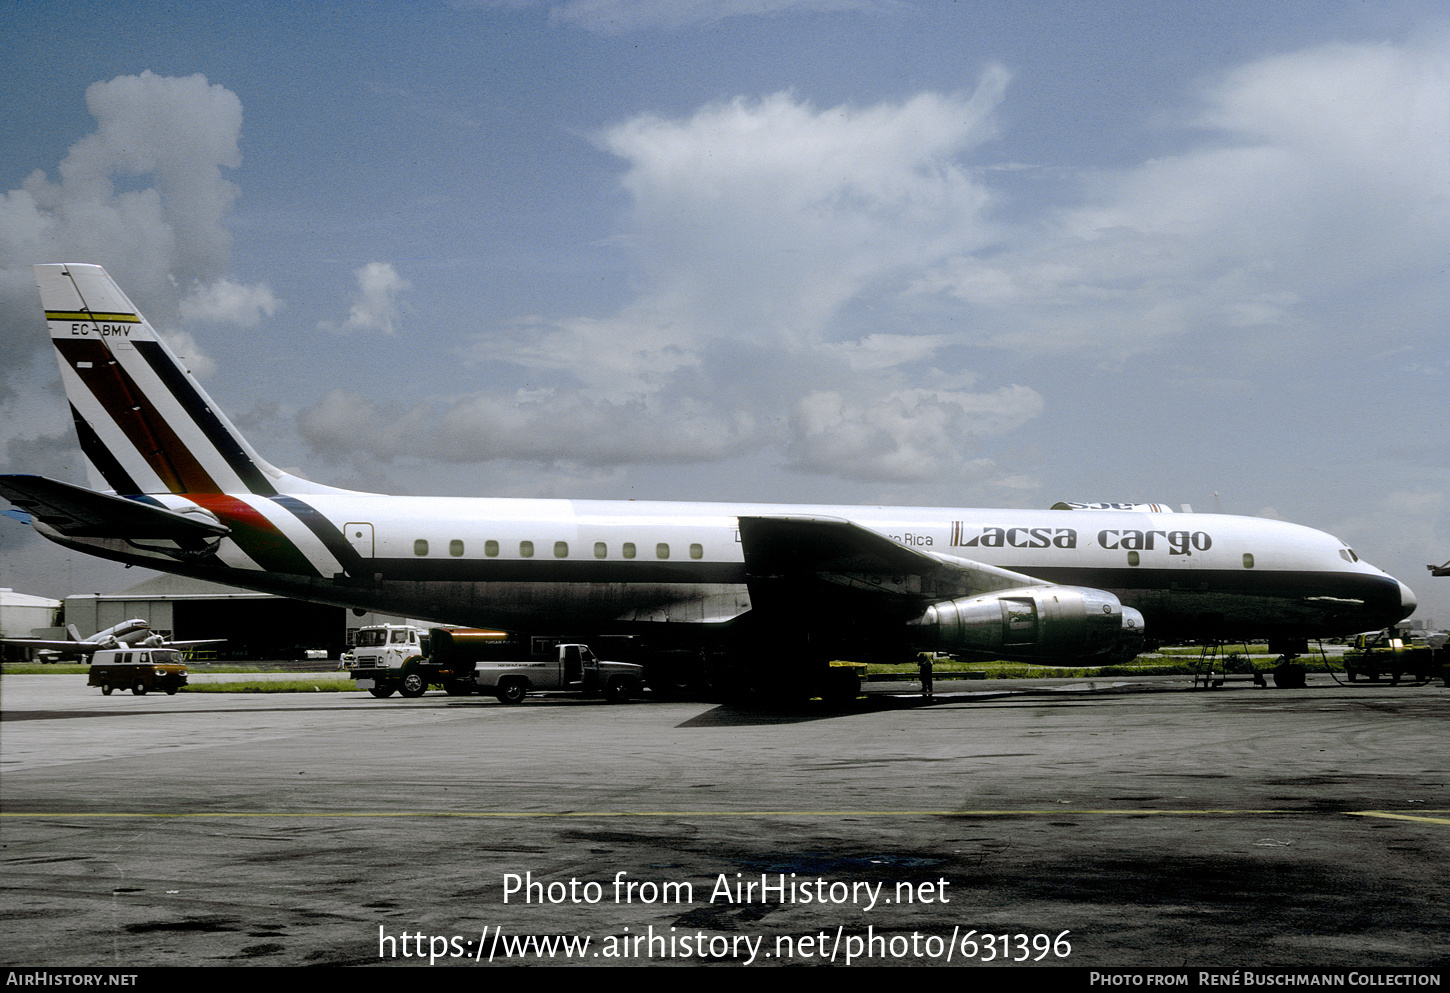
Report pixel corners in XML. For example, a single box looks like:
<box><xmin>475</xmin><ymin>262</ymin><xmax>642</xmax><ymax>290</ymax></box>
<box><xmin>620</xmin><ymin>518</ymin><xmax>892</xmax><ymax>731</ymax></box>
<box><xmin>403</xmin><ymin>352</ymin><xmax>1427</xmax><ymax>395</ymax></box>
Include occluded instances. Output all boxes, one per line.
<box><xmin>604</xmin><ymin>678</ymin><xmax>634</xmax><ymax>703</ymax></box>
<box><xmin>399</xmin><ymin>671</ymin><xmax>428</xmax><ymax>698</ymax></box>
<box><xmin>496</xmin><ymin>680</ymin><xmax>527</xmax><ymax>704</ymax></box>
<box><xmin>1347</xmin><ymin>671</ymin><xmax>1357</xmax><ymax>682</ymax></box>
<box><xmin>1271</xmin><ymin>664</ymin><xmax>1307</xmax><ymax>689</ymax></box>
<box><xmin>821</xmin><ymin>668</ymin><xmax>861</xmax><ymax>705</ymax></box>
<box><xmin>368</xmin><ymin>686</ymin><xmax>396</xmax><ymax>699</ymax></box>
<box><xmin>132</xmin><ymin>681</ymin><xmax>148</xmax><ymax>696</ymax></box>
<box><xmin>100</xmin><ymin>684</ymin><xmax>113</xmax><ymax>696</ymax></box>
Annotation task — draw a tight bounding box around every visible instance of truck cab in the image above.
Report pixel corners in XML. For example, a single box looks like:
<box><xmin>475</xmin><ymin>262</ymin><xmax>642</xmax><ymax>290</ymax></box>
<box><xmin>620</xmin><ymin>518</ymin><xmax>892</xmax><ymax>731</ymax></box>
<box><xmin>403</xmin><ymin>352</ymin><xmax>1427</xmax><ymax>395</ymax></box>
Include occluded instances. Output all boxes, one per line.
<box><xmin>345</xmin><ymin>624</ymin><xmax>426</xmax><ymax>671</ymax></box>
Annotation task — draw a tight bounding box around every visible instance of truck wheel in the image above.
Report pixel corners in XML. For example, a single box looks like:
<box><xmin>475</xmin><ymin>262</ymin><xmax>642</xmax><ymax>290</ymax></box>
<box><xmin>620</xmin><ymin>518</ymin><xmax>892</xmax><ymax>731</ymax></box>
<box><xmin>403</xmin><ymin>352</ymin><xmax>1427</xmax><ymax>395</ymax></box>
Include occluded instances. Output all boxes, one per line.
<box><xmin>100</xmin><ymin>683</ymin><xmax>113</xmax><ymax>696</ymax></box>
<box><xmin>368</xmin><ymin>686</ymin><xmax>396</xmax><ymax>699</ymax></box>
<box><xmin>1271</xmin><ymin>664</ymin><xmax>1307</xmax><ymax>689</ymax></box>
<box><xmin>605</xmin><ymin>678</ymin><xmax>634</xmax><ymax>703</ymax></box>
<box><xmin>165</xmin><ymin>687</ymin><xmax>177</xmax><ymax>695</ymax></box>
<box><xmin>496</xmin><ymin>680</ymin><xmax>527</xmax><ymax>704</ymax></box>
<box><xmin>1347</xmin><ymin>671</ymin><xmax>1357</xmax><ymax>682</ymax></box>
<box><xmin>399</xmin><ymin>671</ymin><xmax>428</xmax><ymax>698</ymax></box>
<box><xmin>132</xmin><ymin>681</ymin><xmax>148</xmax><ymax>696</ymax></box>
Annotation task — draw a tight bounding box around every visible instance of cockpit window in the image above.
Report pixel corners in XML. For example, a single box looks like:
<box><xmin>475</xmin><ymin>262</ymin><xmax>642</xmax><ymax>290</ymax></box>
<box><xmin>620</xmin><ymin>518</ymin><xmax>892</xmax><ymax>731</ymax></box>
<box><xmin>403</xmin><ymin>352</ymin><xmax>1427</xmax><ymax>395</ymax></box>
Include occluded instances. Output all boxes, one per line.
<box><xmin>1339</xmin><ymin>548</ymin><xmax>1359</xmax><ymax>563</ymax></box>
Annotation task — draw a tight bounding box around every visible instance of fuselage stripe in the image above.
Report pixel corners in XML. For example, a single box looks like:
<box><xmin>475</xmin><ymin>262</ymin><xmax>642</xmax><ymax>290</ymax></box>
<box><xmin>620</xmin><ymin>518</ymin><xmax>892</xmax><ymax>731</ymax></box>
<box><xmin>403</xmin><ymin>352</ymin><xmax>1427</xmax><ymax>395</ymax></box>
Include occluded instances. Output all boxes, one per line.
<box><xmin>270</xmin><ymin>495</ymin><xmax>366</xmax><ymax>577</ymax></box>
<box><xmin>133</xmin><ymin>340</ymin><xmax>277</xmax><ymax>497</ymax></box>
<box><xmin>45</xmin><ymin>311</ymin><xmax>140</xmax><ymax>323</ymax></box>
<box><xmin>69</xmin><ymin>402</ymin><xmax>143</xmax><ymax>495</ymax></box>
<box><xmin>185</xmin><ymin>494</ymin><xmax>321</xmax><ymax>577</ymax></box>
<box><xmin>53</xmin><ymin>338</ymin><xmax>223</xmax><ymax>494</ymax></box>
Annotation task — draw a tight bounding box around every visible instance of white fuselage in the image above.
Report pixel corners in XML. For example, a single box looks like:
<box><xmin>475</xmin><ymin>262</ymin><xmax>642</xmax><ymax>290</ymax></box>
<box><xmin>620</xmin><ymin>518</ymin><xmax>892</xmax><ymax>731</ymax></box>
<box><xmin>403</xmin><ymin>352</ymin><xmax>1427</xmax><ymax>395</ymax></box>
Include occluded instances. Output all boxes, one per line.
<box><xmin>54</xmin><ymin>492</ymin><xmax>1414</xmax><ymax>645</ymax></box>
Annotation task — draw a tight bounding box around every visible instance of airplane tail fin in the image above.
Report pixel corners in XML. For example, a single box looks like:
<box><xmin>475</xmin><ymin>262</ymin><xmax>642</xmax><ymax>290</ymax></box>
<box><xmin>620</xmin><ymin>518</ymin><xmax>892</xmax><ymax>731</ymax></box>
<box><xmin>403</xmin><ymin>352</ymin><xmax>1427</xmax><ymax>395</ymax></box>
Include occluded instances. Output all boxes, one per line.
<box><xmin>35</xmin><ymin>264</ymin><xmax>320</xmax><ymax>497</ymax></box>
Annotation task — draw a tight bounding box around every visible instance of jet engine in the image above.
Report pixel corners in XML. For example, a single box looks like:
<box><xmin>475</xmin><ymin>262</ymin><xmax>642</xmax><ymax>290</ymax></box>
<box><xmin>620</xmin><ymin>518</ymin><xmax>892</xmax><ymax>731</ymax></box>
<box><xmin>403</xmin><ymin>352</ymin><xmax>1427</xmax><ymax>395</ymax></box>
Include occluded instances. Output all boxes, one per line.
<box><xmin>910</xmin><ymin>586</ymin><xmax>1144</xmax><ymax>661</ymax></box>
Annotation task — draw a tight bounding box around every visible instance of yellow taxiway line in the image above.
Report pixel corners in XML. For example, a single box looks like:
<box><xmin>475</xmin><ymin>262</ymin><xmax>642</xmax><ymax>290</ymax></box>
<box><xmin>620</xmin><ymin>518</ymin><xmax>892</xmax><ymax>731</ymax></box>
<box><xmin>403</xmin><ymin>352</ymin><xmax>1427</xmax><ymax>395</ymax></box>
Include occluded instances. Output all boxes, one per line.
<box><xmin>3</xmin><ymin>808</ymin><xmax>1448</xmax><ymax>820</ymax></box>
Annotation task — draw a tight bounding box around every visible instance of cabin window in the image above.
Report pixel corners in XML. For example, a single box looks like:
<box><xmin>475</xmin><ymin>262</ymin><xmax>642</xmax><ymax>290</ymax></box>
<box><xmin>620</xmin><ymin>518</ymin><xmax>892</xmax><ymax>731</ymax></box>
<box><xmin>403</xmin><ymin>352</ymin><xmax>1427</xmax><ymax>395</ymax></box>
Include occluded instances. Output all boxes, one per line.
<box><xmin>555</xmin><ymin>541</ymin><xmax>569</xmax><ymax>558</ymax></box>
<box><xmin>1127</xmin><ymin>551</ymin><xmax>1140</xmax><ymax>567</ymax></box>
<box><xmin>520</xmin><ymin>540</ymin><xmax>534</xmax><ymax>558</ymax></box>
<box><xmin>414</xmin><ymin>539</ymin><xmax>429</xmax><ymax>556</ymax></box>
<box><xmin>594</xmin><ymin>542</ymin><xmax>607</xmax><ymax>559</ymax></box>
<box><xmin>485</xmin><ymin>540</ymin><xmax>499</xmax><ymax>557</ymax></box>
<box><xmin>449</xmin><ymin>539</ymin><xmax>464</xmax><ymax>557</ymax></box>
<box><xmin>623</xmin><ymin>542</ymin><xmax>636</xmax><ymax>559</ymax></box>
<box><xmin>657</xmin><ymin>542</ymin><xmax>670</xmax><ymax>559</ymax></box>
<box><xmin>1243</xmin><ymin>553</ymin><xmax>1254</xmax><ymax>569</ymax></box>
<box><xmin>690</xmin><ymin>543</ymin><xmax>703</xmax><ymax>560</ymax></box>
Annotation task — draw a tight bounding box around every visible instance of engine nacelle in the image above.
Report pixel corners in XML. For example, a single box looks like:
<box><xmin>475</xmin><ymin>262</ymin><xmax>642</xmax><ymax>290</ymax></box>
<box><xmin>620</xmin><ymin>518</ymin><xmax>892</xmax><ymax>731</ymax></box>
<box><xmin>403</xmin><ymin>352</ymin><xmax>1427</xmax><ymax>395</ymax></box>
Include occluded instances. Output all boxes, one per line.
<box><xmin>910</xmin><ymin>586</ymin><xmax>1142</xmax><ymax>661</ymax></box>
<box><xmin>126</xmin><ymin>505</ymin><xmax>227</xmax><ymax>560</ymax></box>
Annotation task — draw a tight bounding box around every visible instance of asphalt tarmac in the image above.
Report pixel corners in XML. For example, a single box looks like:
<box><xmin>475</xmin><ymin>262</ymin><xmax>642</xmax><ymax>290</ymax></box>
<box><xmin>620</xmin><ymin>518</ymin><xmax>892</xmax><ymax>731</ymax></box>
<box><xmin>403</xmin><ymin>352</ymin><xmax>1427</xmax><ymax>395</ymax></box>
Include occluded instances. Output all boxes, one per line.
<box><xmin>1</xmin><ymin>673</ymin><xmax>1446</xmax><ymax>969</ymax></box>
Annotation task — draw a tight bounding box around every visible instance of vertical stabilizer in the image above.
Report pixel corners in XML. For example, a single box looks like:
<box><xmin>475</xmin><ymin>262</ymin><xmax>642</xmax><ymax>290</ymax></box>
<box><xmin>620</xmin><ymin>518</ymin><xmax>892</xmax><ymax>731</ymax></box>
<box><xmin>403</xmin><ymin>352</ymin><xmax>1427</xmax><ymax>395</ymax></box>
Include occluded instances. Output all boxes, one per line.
<box><xmin>36</xmin><ymin>264</ymin><xmax>297</xmax><ymax>497</ymax></box>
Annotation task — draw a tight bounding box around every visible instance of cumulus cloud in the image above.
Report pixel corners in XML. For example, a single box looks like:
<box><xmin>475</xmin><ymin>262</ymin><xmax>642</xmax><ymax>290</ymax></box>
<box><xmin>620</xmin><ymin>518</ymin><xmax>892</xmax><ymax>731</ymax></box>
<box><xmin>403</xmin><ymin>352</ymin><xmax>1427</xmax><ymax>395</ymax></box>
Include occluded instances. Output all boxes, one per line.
<box><xmin>154</xmin><ymin>329</ymin><xmax>218</xmax><ymax>380</ymax></box>
<box><xmin>599</xmin><ymin>77</ymin><xmax>1006</xmax><ymax>351</ymax></box>
<box><xmin>786</xmin><ymin>384</ymin><xmax>1044</xmax><ymax>482</ymax></box>
<box><xmin>0</xmin><ymin>71</ymin><xmax>244</xmax><ymax>403</ymax></box>
<box><xmin>820</xmin><ymin>333</ymin><xmax>955</xmax><ymax>372</ymax></box>
<box><xmin>913</xmin><ymin>39</ymin><xmax>1450</xmax><ymax>363</ymax></box>
<box><xmin>319</xmin><ymin>262</ymin><xmax>412</xmax><ymax>335</ymax></box>
<box><xmin>284</xmin><ymin>38</ymin><xmax>1450</xmax><ymax>492</ymax></box>
<box><xmin>299</xmin><ymin>388</ymin><xmax>757</xmax><ymax>467</ymax></box>
<box><xmin>179</xmin><ymin>277</ymin><xmax>280</xmax><ymax>327</ymax></box>
<box><xmin>479</xmin><ymin>307</ymin><xmax>703</xmax><ymax>400</ymax></box>
<box><xmin>313</xmin><ymin>72</ymin><xmax>1033</xmax><ymax>482</ymax></box>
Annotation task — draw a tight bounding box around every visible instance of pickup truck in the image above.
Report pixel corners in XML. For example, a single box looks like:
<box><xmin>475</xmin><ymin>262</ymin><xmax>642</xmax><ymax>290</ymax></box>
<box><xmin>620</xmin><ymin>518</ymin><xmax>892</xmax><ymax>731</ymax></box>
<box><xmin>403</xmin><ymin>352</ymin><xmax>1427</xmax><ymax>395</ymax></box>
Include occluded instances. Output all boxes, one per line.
<box><xmin>87</xmin><ymin>647</ymin><xmax>188</xmax><ymax>696</ymax></box>
<box><xmin>1343</xmin><ymin>629</ymin><xmax>1444</xmax><ymax>685</ymax></box>
<box><xmin>474</xmin><ymin>643</ymin><xmax>644</xmax><ymax>703</ymax></box>
<box><xmin>347</xmin><ymin>626</ymin><xmax>645</xmax><ymax>703</ymax></box>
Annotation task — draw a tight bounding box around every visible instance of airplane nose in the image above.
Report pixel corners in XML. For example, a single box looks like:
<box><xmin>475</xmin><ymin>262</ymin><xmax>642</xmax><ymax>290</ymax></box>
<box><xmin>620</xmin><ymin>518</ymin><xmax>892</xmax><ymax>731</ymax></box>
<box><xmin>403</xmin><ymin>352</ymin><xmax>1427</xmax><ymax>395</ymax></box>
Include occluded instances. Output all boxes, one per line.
<box><xmin>1398</xmin><ymin>580</ymin><xmax>1417</xmax><ymax>621</ymax></box>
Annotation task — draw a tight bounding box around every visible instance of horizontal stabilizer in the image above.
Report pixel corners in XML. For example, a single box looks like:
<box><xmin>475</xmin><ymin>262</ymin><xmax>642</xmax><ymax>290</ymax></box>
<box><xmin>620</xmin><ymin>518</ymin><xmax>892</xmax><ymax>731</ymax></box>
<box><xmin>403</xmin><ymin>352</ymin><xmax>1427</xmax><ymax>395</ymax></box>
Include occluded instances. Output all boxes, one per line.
<box><xmin>0</xmin><ymin>474</ymin><xmax>230</xmax><ymax>540</ymax></box>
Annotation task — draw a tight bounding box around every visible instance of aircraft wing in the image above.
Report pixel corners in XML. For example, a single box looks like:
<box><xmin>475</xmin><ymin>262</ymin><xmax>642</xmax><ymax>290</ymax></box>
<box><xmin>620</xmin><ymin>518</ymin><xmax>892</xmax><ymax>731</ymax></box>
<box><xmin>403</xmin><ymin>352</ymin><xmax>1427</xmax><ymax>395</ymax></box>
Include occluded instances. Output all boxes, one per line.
<box><xmin>0</xmin><ymin>474</ymin><xmax>229</xmax><ymax>540</ymax></box>
<box><xmin>0</xmin><ymin>638</ymin><xmax>107</xmax><ymax>654</ymax></box>
<box><xmin>0</xmin><ymin>637</ymin><xmax>226</xmax><ymax>654</ymax></box>
<box><xmin>737</xmin><ymin>514</ymin><xmax>1045</xmax><ymax>618</ymax></box>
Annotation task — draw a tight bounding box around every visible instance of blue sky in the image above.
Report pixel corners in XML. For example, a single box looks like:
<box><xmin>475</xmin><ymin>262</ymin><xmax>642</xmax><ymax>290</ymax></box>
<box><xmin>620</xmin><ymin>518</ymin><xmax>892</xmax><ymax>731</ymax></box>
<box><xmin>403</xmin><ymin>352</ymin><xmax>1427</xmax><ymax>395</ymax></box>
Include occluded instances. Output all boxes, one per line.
<box><xmin>1</xmin><ymin>0</ymin><xmax>1446</xmax><ymax>625</ymax></box>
